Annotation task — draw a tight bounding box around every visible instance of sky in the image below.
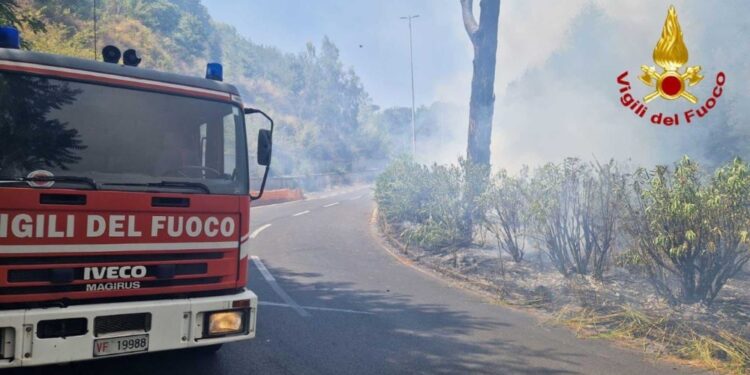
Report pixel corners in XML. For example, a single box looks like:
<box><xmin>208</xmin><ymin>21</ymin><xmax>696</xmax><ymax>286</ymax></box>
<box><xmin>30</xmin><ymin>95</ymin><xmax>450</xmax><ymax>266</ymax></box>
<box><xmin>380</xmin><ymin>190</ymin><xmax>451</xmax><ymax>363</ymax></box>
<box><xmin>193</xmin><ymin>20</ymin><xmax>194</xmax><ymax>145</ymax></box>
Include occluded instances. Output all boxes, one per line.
<box><xmin>202</xmin><ymin>0</ymin><xmax>750</xmax><ymax>170</ymax></box>
<box><xmin>201</xmin><ymin>0</ymin><xmax>469</xmax><ymax>109</ymax></box>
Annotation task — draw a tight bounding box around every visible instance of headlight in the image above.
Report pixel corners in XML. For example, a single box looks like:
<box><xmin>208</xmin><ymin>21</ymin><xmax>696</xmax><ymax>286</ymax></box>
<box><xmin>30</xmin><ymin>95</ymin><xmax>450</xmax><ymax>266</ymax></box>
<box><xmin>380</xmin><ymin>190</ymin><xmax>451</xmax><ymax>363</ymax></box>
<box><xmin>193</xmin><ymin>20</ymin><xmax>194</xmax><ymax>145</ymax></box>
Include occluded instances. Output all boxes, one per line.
<box><xmin>206</xmin><ymin>310</ymin><xmax>245</xmax><ymax>336</ymax></box>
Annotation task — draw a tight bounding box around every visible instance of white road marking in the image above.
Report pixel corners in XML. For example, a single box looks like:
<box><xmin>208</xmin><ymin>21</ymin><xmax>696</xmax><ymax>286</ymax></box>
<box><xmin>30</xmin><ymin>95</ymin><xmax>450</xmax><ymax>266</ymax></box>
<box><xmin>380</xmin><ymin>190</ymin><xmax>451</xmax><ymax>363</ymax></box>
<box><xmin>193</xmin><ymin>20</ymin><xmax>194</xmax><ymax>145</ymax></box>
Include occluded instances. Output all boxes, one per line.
<box><xmin>323</xmin><ymin>202</ymin><xmax>340</xmax><ymax>208</ymax></box>
<box><xmin>251</xmin><ymin>256</ymin><xmax>310</xmax><ymax>317</ymax></box>
<box><xmin>259</xmin><ymin>301</ymin><xmax>374</xmax><ymax>315</ymax></box>
<box><xmin>348</xmin><ymin>194</ymin><xmax>364</xmax><ymax>200</ymax></box>
<box><xmin>292</xmin><ymin>210</ymin><xmax>311</xmax><ymax>217</ymax></box>
<box><xmin>249</xmin><ymin>223</ymin><xmax>272</xmax><ymax>239</ymax></box>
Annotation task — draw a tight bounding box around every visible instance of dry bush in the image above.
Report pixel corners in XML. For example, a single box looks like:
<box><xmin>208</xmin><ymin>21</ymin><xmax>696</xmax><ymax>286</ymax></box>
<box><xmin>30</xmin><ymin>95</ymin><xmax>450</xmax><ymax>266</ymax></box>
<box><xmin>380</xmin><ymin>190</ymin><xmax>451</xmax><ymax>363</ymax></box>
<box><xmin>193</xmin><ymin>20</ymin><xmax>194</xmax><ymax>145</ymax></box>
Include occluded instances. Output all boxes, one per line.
<box><xmin>528</xmin><ymin>159</ymin><xmax>626</xmax><ymax>279</ymax></box>
<box><xmin>481</xmin><ymin>168</ymin><xmax>530</xmax><ymax>263</ymax></box>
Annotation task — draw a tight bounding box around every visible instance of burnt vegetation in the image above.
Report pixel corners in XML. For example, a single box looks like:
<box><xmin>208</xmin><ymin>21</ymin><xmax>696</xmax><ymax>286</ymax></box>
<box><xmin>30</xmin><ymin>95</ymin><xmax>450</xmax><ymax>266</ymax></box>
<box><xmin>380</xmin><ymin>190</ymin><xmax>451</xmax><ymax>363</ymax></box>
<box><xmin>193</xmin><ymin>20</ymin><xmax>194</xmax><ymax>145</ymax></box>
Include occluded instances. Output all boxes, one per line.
<box><xmin>376</xmin><ymin>156</ymin><xmax>750</xmax><ymax>307</ymax></box>
<box><xmin>528</xmin><ymin>159</ymin><xmax>625</xmax><ymax>280</ymax></box>
<box><xmin>376</xmin><ymin>156</ymin><xmax>750</xmax><ymax>372</ymax></box>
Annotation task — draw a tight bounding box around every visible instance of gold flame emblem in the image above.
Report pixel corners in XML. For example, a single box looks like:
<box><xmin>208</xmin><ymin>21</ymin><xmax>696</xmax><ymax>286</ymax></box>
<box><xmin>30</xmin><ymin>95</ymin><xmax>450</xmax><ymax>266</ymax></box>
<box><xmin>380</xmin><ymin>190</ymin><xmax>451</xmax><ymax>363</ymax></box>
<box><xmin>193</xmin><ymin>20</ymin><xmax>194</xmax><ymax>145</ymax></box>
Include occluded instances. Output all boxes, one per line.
<box><xmin>640</xmin><ymin>5</ymin><xmax>703</xmax><ymax>103</ymax></box>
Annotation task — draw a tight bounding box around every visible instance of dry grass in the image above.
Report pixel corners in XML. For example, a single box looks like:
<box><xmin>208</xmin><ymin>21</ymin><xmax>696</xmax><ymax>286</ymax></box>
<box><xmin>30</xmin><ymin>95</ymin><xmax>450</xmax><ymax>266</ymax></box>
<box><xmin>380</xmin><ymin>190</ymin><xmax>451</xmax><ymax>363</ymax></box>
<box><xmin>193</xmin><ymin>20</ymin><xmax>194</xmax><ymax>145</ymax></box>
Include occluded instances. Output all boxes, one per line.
<box><xmin>556</xmin><ymin>305</ymin><xmax>750</xmax><ymax>374</ymax></box>
<box><xmin>681</xmin><ymin>331</ymin><xmax>750</xmax><ymax>374</ymax></box>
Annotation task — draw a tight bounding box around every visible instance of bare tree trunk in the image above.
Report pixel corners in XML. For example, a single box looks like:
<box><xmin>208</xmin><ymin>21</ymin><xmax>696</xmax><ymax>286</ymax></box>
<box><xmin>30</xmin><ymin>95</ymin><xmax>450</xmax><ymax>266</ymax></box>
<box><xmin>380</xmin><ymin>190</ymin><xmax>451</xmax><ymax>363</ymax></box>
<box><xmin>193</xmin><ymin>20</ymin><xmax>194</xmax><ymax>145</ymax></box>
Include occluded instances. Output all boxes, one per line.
<box><xmin>461</xmin><ymin>0</ymin><xmax>500</xmax><ymax>167</ymax></box>
<box><xmin>460</xmin><ymin>0</ymin><xmax>501</xmax><ymax>242</ymax></box>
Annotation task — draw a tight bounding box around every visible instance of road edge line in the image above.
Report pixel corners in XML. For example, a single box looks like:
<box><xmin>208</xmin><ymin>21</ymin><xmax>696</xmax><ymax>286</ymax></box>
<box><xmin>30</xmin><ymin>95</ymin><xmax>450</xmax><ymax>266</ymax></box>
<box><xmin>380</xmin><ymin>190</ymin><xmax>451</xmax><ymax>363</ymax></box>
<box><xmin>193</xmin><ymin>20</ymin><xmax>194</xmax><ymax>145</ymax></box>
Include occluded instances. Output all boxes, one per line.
<box><xmin>251</xmin><ymin>256</ymin><xmax>310</xmax><ymax>318</ymax></box>
<box><xmin>250</xmin><ymin>223</ymin><xmax>272</xmax><ymax>239</ymax></box>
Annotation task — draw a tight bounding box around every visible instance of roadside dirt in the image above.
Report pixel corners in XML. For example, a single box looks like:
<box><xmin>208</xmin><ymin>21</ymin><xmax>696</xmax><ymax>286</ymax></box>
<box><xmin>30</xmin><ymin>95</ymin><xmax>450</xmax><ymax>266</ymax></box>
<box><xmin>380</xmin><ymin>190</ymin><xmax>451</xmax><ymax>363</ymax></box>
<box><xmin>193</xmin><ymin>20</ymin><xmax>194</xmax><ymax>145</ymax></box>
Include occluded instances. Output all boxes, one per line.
<box><xmin>374</xmin><ymin>211</ymin><xmax>750</xmax><ymax>374</ymax></box>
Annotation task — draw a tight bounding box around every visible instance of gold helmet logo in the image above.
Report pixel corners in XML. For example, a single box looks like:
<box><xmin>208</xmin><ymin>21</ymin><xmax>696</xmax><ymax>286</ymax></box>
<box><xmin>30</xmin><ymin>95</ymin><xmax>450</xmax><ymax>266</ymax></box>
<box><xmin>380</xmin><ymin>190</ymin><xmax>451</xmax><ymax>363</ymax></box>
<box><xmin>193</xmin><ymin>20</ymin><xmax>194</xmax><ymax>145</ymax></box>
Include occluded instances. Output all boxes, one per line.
<box><xmin>639</xmin><ymin>5</ymin><xmax>703</xmax><ymax>103</ymax></box>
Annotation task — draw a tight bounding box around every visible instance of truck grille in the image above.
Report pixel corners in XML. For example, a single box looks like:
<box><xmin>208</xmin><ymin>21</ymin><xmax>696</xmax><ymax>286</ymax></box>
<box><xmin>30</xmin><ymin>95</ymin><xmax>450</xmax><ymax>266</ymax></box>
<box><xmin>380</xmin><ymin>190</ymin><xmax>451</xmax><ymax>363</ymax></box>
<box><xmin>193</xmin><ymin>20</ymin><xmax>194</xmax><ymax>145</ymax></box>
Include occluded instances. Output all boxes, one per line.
<box><xmin>7</xmin><ymin>263</ymin><xmax>209</xmax><ymax>283</ymax></box>
<box><xmin>94</xmin><ymin>313</ymin><xmax>151</xmax><ymax>336</ymax></box>
<box><xmin>0</xmin><ymin>252</ymin><xmax>222</xmax><ymax>266</ymax></box>
<box><xmin>0</xmin><ymin>250</ymin><xmax>237</xmax><ymax>304</ymax></box>
<box><xmin>37</xmin><ymin>318</ymin><xmax>88</xmax><ymax>339</ymax></box>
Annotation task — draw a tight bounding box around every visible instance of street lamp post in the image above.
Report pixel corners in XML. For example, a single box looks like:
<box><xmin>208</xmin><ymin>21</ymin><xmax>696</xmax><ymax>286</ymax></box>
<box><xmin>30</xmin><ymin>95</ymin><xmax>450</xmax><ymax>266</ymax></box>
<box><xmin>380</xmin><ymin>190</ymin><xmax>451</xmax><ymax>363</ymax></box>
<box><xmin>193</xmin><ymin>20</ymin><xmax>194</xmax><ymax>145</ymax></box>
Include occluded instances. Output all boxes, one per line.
<box><xmin>400</xmin><ymin>14</ymin><xmax>419</xmax><ymax>157</ymax></box>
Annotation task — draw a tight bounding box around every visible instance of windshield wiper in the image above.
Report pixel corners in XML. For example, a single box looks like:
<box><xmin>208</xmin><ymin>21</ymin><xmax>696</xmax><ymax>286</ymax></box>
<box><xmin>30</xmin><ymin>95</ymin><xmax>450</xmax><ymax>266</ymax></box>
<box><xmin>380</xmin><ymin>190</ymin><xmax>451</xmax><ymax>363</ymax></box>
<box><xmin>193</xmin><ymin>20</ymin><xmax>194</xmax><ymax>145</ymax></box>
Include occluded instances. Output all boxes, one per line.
<box><xmin>102</xmin><ymin>181</ymin><xmax>211</xmax><ymax>194</ymax></box>
<box><xmin>0</xmin><ymin>176</ymin><xmax>99</xmax><ymax>190</ymax></box>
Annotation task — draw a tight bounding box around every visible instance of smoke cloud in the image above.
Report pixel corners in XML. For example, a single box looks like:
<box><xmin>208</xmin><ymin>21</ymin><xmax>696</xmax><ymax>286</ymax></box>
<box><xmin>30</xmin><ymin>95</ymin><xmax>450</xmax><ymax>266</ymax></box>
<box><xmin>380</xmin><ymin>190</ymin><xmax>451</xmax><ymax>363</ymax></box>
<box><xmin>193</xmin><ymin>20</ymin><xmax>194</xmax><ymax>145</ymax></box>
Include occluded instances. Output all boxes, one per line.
<box><xmin>431</xmin><ymin>0</ymin><xmax>747</xmax><ymax>171</ymax></box>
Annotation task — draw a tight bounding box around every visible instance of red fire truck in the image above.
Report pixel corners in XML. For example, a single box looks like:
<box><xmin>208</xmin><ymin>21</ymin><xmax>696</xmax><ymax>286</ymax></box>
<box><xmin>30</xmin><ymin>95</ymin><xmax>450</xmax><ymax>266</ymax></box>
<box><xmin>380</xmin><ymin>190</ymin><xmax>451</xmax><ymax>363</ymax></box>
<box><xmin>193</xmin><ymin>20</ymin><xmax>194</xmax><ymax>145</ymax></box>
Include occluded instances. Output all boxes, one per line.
<box><xmin>0</xmin><ymin>27</ymin><xmax>273</xmax><ymax>368</ymax></box>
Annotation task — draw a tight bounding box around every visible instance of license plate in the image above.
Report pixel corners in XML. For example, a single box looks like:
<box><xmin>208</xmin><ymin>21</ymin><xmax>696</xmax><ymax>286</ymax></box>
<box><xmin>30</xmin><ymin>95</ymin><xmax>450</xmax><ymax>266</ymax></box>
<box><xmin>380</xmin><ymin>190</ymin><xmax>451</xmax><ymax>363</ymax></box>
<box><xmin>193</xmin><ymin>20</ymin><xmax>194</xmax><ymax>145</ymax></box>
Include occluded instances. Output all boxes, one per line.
<box><xmin>93</xmin><ymin>334</ymin><xmax>149</xmax><ymax>357</ymax></box>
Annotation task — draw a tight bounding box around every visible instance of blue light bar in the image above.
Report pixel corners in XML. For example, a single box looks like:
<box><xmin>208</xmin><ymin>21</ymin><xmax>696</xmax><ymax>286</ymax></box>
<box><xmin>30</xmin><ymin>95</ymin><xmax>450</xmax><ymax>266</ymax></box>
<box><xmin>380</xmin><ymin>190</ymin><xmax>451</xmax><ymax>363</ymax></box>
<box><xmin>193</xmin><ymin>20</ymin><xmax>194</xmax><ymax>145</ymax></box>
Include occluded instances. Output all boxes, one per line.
<box><xmin>206</xmin><ymin>63</ymin><xmax>223</xmax><ymax>81</ymax></box>
<box><xmin>0</xmin><ymin>26</ymin><xmax>20</xmax><ymax>49</ymax></box>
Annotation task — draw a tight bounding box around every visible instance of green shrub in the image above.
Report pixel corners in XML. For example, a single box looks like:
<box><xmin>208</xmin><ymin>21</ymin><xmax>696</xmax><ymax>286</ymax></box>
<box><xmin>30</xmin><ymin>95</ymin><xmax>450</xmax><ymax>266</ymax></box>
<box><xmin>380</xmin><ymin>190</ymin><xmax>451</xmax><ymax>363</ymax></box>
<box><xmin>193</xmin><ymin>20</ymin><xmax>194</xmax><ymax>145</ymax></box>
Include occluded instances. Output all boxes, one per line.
<box><xmin>626</xmin><ymin>157</ymin><xmax>750</xmax><ymax>305</ymax></box>
<box><xmin>375</xmin><ymin>157</ymin><xmax>486</xmax><ymax>250</ymax></box>
<box><xmin>375</xmin><ymin>156</ymin><xmax>432</xmax><ymax>225</ymax></box>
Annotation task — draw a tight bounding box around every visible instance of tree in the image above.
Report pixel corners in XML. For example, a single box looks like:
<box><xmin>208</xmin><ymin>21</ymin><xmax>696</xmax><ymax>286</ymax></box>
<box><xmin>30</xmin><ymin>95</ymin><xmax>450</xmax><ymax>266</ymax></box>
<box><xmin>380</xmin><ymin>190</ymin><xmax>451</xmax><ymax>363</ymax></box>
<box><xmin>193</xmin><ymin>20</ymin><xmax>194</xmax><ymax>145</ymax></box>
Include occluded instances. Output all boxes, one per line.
<box><xmin>0</xmin><ymin>0</ymin><xmax>45</xmax><ymax>49</ymax></box>
<box><xmin>460</xmin><ymin>0</ymin><xmax>500</xmax><ymax>242</ymax></box>
<box><xmin>460</xmin><ymin>0</ymin><xmax>500</xmax><ymax>167</ymax></box>
<box><xmin>130</xmin><ymin>0</ymin><xmax>181</xmax><ymax>35</ymax></box>
<box><xmin>0</xmin><ymin>0</ymin><xmax>20</xmax><ymax>26</ymax></box>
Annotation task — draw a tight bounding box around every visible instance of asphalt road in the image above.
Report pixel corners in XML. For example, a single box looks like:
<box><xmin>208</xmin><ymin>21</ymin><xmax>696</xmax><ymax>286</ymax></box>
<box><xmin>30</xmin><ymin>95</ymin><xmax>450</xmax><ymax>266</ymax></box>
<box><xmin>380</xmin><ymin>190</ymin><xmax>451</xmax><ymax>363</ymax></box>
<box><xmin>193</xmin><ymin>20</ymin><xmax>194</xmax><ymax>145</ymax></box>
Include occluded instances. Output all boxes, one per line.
<box><xmin>9</xmin><ymin>186</ymin><xmax>705</xmax><ymax>375</ymax></box>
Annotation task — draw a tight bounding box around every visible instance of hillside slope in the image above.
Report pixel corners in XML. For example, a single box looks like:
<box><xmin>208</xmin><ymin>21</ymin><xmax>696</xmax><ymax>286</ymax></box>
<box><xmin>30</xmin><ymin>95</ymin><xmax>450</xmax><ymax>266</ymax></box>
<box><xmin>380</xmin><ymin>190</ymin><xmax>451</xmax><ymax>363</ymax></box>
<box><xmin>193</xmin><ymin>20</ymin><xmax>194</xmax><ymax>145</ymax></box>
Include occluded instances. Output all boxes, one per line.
<box><xmin>13</xmin><ymin>0</ymin><xmax>389</xmax><ymax>175</ymax></box>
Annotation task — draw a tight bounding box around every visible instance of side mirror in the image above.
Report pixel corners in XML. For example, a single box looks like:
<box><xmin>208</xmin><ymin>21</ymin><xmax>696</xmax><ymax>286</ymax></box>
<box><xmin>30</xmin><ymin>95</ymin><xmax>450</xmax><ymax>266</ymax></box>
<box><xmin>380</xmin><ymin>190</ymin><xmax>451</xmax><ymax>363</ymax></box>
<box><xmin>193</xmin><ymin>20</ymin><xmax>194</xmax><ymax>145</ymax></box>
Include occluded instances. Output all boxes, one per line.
<box><xmin>257</xmin><ymin>129</ymin><xmax>272</xmax><ymax>166</ymax></box>
<box><xmin>245</xmin><ymin>107</ymin><xmax>274</xmax><ymax>201</ymax></box>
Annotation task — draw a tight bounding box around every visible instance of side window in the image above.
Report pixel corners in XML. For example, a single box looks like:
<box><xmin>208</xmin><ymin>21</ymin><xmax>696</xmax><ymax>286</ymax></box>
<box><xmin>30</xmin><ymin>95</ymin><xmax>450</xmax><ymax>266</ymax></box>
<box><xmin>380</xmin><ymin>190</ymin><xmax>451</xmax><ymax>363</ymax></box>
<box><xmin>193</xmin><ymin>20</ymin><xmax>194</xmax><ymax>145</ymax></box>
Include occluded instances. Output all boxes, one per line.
<box><xmin>222</xmin><ymin>109</ymin><xmax>238</xmax><ymax>176</ymax></box>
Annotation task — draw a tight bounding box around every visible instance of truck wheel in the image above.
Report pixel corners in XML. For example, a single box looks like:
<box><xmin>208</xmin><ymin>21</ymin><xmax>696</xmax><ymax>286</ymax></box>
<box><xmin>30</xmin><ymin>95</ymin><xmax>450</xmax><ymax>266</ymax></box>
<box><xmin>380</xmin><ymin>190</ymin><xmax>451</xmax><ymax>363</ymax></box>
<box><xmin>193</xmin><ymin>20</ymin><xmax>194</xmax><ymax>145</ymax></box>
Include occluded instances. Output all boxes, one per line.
<box><xmin>194</xmin><ymin>344</ymin><xmax>223</xmax><ymax>355</ymax></box>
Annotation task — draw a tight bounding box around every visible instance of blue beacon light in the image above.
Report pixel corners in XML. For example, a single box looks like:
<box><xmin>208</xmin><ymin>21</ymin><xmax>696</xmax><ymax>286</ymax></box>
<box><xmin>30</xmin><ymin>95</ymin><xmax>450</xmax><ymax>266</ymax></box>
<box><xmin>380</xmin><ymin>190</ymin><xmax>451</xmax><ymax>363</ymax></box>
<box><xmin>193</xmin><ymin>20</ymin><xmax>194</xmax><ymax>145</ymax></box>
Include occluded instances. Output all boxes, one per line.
<box><xmin>0</xmin><ymin>26</ymin><xmax>20</xmax><ymax>49</ymax></box>
<box><xmin>206</xmin><ymin>63</ymin><xmax>223</xmax><ymax>81</ymax></box>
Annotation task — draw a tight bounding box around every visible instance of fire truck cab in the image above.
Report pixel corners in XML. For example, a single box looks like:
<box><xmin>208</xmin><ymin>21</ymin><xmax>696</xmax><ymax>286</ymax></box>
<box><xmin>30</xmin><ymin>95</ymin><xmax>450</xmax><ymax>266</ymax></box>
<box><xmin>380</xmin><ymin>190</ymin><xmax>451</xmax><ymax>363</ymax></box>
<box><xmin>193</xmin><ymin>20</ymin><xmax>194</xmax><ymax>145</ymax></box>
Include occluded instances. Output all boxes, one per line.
<box><xmin>0</xmin><ymin>28</ymin><xmax>272</xmax><ymax>368</ymax></box>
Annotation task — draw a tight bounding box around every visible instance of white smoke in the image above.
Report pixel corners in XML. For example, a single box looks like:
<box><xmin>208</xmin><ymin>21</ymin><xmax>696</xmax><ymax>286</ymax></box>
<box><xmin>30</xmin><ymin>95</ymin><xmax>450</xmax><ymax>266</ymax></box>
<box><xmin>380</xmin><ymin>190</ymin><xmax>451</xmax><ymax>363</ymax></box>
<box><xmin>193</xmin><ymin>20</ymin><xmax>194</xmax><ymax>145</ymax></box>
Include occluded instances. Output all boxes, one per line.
<box><xmin>431</xmin><ymin>0</ymin><xmax>746</xmax><ymax>171</ymax></box>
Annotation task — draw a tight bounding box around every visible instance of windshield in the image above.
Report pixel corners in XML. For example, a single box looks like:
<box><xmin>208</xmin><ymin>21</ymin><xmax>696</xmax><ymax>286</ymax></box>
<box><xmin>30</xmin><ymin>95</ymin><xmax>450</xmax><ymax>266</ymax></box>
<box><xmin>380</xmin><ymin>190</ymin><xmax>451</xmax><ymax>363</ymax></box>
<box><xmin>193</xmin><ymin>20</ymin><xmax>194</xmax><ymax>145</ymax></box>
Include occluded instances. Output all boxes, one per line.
<box><xmin>0</xmin><ymin>72</ymin><xmax>248</xmax><ymax>195</ymax></box>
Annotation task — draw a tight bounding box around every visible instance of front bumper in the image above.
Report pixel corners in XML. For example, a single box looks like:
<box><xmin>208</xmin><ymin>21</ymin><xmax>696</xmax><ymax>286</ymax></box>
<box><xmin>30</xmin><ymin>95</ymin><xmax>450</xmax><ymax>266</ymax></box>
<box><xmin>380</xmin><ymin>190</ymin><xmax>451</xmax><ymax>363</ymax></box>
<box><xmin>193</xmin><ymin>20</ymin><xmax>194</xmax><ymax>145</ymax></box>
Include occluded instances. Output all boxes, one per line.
<box><xmin>0</xmin><ymin>289</ymin><xmax>257</xmax><ymax>368</ymax></box>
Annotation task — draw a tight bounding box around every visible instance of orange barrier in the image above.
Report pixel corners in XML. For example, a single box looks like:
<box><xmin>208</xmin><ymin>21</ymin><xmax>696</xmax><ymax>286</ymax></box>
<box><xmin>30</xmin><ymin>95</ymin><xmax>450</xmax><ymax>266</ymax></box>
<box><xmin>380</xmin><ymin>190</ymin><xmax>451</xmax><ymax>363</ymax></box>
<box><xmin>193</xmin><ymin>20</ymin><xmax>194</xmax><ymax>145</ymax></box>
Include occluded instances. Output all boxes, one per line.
<box><xmin>252</xmin><ymin>188</ymin><xmax>305</xmax><ymax>206</ymax></box>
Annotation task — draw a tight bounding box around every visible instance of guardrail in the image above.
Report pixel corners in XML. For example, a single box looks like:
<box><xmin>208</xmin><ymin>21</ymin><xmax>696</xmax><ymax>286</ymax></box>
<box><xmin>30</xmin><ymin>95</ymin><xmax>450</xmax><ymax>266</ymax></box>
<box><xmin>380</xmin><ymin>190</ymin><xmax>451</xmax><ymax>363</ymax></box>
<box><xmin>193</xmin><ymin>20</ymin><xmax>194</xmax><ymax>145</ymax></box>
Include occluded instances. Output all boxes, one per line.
<box><xmin>252</xmin><ymin>169</ymin><xmax>380</xmax><ymax>206</ymax></box>
<box><xmin>254</xmin><ymin>188</ymin><xmax>305</xmax><ymax>206</ymax></box>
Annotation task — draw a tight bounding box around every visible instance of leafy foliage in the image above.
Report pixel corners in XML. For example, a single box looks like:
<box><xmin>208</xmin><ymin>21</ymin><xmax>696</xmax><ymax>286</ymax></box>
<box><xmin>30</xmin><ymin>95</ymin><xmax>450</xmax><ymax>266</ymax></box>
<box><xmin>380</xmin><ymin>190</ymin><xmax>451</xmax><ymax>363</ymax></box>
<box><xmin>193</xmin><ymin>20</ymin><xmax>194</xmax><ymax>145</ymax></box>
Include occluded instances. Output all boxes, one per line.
<box><xmin>0</xmin><ymin>0</ymin><xmax>43</xmax><ymax>32</ymax></box>
<box><xmin>626</xmin><ymin>157</ymin><xmax>750</xmax><ymax>304</ymax></box>
<box><xmin>375</xmin><ymin>157</ymin><xmax>487</xmax><ymax>250</ymax></box>
<box><xmin>0</xmin><ymin>0</ymin><xmax>44</xmax><ymax>48</ymax></box>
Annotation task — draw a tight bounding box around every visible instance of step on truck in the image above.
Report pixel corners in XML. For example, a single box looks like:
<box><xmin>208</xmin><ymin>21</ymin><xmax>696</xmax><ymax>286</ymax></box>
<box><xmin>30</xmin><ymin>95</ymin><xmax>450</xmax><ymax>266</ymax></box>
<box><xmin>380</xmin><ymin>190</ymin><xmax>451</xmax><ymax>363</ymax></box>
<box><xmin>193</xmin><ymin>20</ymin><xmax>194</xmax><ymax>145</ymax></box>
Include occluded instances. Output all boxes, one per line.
<box><xmin>0</xmin><ymin>27</ymin><xmax>274</xmax><ymax>368</ymax></box>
